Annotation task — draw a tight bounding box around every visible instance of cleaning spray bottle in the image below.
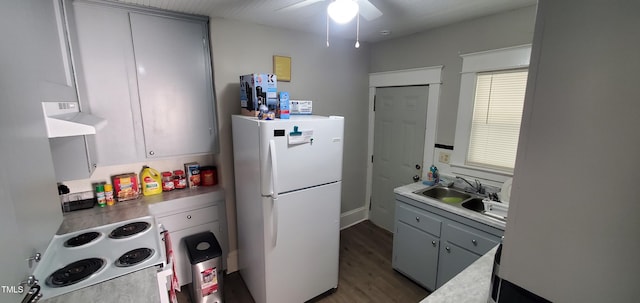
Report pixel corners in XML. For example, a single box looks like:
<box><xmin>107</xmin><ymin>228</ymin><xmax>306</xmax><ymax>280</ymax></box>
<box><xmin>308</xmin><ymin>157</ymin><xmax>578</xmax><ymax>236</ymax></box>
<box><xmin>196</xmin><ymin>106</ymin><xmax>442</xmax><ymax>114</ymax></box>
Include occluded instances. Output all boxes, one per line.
<box><xmin>141</xmin><ymin>165</ymin><xmax>162</xmax><ymax>196</ymax></box>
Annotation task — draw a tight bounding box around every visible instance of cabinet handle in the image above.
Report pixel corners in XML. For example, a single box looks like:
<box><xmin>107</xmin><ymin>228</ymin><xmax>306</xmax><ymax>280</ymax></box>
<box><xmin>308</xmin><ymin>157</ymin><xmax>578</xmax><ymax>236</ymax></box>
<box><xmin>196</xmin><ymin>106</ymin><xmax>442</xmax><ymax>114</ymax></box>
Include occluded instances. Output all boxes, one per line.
<box><xmin>149</xmin><ymin>151</ymin><xmax>155</xmax><ymax>156</ymax></box>
<box><xmin>445</xmin><ymin>246</ymin><xmax>451</xmax><ymax>252</ymax></box>
<box><xmin>472</xmin><ymin>239</ymin><xmax>477</xmax><ymax>246</ymax></box>
<box><xmin>415</xmin><ymin>216</ymin><xmax>420</xmax><ymax>222</ymax></box>
<box><xmin>187</xmin><ymin>215</ymin><xmax>192</xmax><ymax>219</ymax></box>
<box><xmin>431</xmin><ymin>240</ymin><xmax>436</xmax><ymax>246</ymax></box>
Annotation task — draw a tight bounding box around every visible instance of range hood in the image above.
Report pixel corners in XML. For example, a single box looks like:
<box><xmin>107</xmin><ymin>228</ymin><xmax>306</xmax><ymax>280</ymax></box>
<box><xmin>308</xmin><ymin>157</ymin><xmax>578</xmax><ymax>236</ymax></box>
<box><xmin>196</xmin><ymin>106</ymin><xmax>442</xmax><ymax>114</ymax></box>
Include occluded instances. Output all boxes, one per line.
<box><xmin>42</xmin><ymin>102</ymin><xmax>107</xmax><ymax>138</ymax></box>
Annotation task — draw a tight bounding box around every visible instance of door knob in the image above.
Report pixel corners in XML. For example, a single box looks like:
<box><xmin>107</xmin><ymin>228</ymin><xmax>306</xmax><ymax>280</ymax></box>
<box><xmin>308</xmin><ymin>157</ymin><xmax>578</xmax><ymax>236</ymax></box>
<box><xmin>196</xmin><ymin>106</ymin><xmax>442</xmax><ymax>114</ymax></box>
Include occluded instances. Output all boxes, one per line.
<box><xmin>413</xmin><ymin>175</ymin><xmax>420</xmax><ymax>182</ymax></box>
<box><xmin>415</xmin><ymin>164</ymin><xmax>421</xmax><ymax>170</ymax></box>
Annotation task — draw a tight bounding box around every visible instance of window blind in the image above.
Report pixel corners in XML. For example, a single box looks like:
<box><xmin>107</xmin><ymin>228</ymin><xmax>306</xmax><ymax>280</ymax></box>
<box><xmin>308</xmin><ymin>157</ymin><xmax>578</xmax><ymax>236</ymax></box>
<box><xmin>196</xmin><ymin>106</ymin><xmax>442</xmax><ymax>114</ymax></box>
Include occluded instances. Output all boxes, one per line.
<box><xmin>467</xmin><ymin>69</ymin><xmax>528</xmax><ymax>171</ymax></box>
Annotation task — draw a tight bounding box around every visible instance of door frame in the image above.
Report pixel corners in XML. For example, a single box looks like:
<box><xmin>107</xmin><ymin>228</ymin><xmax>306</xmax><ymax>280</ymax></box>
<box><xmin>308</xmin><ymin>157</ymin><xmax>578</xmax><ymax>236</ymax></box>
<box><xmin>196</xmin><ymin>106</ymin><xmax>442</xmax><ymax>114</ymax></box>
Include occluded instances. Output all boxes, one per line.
<box><xmin>365</xmin><ymin>66</ymin><xmax>443</xmax><ymax>220</ymax></box>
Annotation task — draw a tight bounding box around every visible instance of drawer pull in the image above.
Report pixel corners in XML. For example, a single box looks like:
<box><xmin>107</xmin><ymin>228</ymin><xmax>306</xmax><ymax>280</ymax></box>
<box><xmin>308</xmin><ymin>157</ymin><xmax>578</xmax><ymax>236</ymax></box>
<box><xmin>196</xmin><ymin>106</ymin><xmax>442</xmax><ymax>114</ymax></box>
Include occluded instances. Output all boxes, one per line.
<box><xmin>187</xmin><ymin>215</ymin><xmax>192</xmax><ymax>219</ymax></box>
<box><xmin>415</xmin><ymin>216</ymin><xmax>420</xmax><ymax>222</ymax></box>
<box><xmin>445</xmin><ymin>246</ymin><xmax>451</xmax><ymax>252</ymax></box>
<box><xmin>472</xmin><ymin>239</ymin><xmax>477</xmax><ymax>246</ymax></box>
<box><xmin>431</xmin><ymin>240</ymin><xmax>436</xmax><ymax>246</ymax></box>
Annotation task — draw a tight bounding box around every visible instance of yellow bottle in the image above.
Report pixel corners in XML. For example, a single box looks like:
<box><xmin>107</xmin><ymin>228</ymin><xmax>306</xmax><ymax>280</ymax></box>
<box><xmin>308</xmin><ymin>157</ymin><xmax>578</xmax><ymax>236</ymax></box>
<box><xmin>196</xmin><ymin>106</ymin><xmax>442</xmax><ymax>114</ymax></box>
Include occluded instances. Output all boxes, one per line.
<box><xmin>141</xmin><ymin>166</ymin><xmax>162</xmax><ymax>196</ymax></box>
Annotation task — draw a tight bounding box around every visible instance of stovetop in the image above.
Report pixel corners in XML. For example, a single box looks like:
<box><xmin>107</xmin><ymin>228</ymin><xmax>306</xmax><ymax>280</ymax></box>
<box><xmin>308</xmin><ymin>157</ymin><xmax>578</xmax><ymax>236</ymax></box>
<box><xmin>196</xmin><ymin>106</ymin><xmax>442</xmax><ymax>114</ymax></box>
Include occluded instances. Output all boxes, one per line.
<box><xmin>33</xmin><ymin>216</ymin><xmax>165</xmax><ymax>300</ymax></box>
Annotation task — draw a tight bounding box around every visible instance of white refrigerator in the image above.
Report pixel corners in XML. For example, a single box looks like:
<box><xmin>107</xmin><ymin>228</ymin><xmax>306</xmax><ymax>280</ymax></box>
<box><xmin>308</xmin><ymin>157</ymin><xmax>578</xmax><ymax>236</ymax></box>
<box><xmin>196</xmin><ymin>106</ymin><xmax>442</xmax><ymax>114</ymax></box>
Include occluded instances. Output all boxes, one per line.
<box><xmin>231</xmin><ymin>115</ymin><xmax>344</xmax><ymax>303</ymax></box>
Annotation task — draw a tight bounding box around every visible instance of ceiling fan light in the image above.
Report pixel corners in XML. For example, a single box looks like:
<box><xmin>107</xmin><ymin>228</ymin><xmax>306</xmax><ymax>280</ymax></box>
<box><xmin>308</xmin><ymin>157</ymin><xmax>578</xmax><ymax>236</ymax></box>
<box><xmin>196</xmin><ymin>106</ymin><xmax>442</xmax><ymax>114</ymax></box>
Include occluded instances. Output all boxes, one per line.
<box><xmin>327</xmin><ymin>0</ymin><xmax>359</xmax><ymax>24</ymax></box>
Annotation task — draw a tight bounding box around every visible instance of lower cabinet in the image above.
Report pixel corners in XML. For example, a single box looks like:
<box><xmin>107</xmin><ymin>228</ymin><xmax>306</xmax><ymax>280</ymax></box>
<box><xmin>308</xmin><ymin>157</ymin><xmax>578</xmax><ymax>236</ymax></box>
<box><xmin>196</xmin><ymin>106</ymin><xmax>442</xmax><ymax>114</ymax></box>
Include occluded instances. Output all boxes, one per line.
<box><xmin>149</xmin><ymin>189</ymin><xmax>227</xmax><ymax>287</ymax></box>
<box><xmin>392</xmin><ymin>196</ymin><xmax>503</xmax><ymax>291</ymax></box>
<box><xmin>435</xmin><ymin>241</ymin><xmax>480</xmax><ymax>289</ymax></box>
<box><xmin>393</xmin><ymin>222</ymin><xmax>440</xmax><ymax>290</ymax></box>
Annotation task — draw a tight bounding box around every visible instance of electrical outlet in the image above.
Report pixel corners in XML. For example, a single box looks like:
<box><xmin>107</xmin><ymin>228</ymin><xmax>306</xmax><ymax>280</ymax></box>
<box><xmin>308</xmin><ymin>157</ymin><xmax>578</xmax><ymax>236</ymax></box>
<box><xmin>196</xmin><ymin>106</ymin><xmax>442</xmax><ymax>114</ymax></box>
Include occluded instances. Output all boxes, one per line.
<box><xmin>439</xmin><ymin>152</ymin><xmax>450</xmax><ymax>164</ymax></box>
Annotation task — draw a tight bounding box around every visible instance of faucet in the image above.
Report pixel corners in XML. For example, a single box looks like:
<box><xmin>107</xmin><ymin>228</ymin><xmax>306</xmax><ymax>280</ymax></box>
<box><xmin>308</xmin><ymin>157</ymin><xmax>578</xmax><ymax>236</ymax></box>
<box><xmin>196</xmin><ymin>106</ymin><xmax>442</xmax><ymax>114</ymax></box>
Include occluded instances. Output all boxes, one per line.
<box><xmin>456</xmin><ymin>176</ymin><xmax>486</xmax><ymax>195</ymax></box>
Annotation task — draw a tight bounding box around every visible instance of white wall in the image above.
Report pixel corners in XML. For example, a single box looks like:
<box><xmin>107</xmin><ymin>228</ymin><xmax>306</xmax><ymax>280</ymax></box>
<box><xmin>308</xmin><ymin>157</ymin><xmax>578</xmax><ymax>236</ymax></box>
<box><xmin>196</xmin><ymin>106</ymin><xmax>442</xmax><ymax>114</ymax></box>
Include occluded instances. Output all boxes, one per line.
<box><xmin>501</xmin><ymin>1</ymin><xmax>640</xmax><ymax>301</ymax></box>
<box><xmin>370</xmin><ymin>5</ymin><xmax>537</xmax><ymax>146</ymax></box>
<box><xmin>62</xmin><ymin>154</ymin><xmax>215</xmax><ymax>192</ymax></box>
<box><xmin>208</xmin><ymin>18</ymin><xmax>371</xmax><ymax>270</ymax></box>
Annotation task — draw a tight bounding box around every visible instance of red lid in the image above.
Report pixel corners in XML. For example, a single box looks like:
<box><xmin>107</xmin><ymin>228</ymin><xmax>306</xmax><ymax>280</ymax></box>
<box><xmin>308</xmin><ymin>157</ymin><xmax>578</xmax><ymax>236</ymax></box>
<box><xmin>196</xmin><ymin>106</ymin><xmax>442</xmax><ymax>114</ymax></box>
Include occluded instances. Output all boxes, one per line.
<box><xmin>173</xmin><ymin>170</ymin><xmax>184</xmax><ymax>175</ymax></box>
<box><xmin>161</xmin><ymin>171</ymin><xmax>172</xmax><ymax>177</ymax></box>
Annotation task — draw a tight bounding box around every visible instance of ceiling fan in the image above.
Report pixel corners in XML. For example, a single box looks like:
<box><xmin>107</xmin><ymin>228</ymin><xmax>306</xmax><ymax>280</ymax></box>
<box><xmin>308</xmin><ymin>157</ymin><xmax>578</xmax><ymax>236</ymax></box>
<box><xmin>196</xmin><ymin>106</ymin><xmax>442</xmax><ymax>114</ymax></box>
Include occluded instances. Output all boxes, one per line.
<box><xmin>278</xmin><ymin>0</ymin><xmax>383</xmax><ymax>47</ymax></box>
<box><xmin>279</xmin><ymin>0</ymin><xmax>383</xmax><ymax>22</ymax></box>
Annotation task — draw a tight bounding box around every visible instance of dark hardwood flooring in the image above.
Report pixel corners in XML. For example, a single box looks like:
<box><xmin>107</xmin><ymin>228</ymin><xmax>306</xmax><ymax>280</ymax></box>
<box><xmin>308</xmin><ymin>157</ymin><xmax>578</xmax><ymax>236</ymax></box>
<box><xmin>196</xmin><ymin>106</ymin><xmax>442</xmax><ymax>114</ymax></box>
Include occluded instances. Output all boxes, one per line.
<box><xmin>177</xmin><ymin>220</ymin><xmax>428</xmax><ymax>302</ymax></box>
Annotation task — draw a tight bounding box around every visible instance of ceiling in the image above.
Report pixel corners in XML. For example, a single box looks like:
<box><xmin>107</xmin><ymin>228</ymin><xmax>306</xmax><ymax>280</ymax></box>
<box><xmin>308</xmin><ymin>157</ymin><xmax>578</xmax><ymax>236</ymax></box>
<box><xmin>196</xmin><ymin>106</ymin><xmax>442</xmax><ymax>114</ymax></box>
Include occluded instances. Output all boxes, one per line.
<box><xmin>117</xmin><ymin>0</ymin><xmax>537</xmax><ymax>43</ymax></box>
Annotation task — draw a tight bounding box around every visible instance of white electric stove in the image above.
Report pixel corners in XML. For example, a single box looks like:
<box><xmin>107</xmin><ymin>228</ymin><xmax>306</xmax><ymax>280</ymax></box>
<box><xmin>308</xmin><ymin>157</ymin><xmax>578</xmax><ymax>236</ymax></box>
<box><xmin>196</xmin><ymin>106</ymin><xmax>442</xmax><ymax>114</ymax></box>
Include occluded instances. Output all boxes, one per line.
<box><xmin>32</xmin><ymin>215</ymin><xmax>167</xmax><ymax>300</ymax></box>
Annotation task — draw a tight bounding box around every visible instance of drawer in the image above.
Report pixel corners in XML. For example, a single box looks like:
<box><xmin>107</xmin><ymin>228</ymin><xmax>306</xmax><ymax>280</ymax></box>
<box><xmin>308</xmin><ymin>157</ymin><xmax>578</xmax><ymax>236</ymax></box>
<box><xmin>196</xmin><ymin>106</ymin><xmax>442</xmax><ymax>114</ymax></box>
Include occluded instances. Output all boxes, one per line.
<box><xmin>157</xmin><ymin>205</ymin><xmax>219</xmax><ymax>232</ymax></box>
<box><xmin>442</xmin><ymin>222</ymin><xmax>498</xmax><ymax>255</ymax></box>
<box><xmin>395</xmin><ymin>203</ymin><xmax>442</xmax><ymax>237</ymax></box>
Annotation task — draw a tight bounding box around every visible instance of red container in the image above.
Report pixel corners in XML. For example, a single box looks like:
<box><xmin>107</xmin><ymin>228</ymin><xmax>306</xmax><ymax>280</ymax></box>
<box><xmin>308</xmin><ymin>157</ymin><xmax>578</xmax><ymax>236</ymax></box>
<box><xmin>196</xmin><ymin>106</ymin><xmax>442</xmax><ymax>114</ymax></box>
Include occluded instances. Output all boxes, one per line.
<box><xmin>173</xmin><ymin>170</ymin><xmax>187</xmax><ymax>189</ymax></box>
<box><xmin>201</xmin><ymin>166</ymin><xmax>217</xmax><ymax>186</ymax></box>
<box><xmin>162</xmin><ymin>171</ymin><xmax>174</xmax><ymax>191</ymax></box>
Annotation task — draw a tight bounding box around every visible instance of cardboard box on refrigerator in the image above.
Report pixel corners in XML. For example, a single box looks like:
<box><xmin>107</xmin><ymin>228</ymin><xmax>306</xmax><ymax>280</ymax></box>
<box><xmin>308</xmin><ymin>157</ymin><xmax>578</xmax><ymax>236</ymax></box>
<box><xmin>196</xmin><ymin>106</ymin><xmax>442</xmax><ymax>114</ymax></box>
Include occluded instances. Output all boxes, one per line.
<box><xmin>290</xmin><ymin>100</ymin><xmax>312</xmax><ymax>115</ymax></box>
<box><xmin>240</xmin><ymin>74</ymin><xmax>278</xmax><ymax>116</ymax></box>
<box><xmin>277</xmin><ymin>92</ymin><xmax>290</xmax><ymax>119</ymax></box>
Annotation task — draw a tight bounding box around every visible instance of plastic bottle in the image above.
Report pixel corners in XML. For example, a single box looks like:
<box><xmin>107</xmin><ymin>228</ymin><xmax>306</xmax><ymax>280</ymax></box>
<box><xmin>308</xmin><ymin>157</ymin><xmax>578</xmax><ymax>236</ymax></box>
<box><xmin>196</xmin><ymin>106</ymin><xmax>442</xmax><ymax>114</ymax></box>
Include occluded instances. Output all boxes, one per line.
<box><xmin>96</xmin><ymin>184</ymin><xmax>106</xmax><ymax>207</ymax></box>
<box><xmin>104</xmin><ymin>184</ymin><xmax>115</xmax><ymax>206</ymax></box>
<box><xmin>140</xmin><ymin>166</ymin><xmax>163</xmax><ymax>196</ymax></box>
<box><xmin>430</xmin><ymin>165</ymin><xmax>440</xmax><ymax>184</ymax></box>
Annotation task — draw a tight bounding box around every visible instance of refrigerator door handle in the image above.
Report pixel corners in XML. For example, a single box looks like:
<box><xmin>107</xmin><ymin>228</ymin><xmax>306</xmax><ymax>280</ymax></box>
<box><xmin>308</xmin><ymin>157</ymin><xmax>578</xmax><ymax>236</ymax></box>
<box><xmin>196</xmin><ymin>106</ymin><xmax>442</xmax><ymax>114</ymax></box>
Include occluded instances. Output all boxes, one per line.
<box><xmin>271</xmin><ymin>197</ymin><xmax>278</xmax><ymax>246</ymax></box>
<box><xmin>269</xmin><ymin>139</ymin><xmax>279</xmax><ymax>199</ymax></box>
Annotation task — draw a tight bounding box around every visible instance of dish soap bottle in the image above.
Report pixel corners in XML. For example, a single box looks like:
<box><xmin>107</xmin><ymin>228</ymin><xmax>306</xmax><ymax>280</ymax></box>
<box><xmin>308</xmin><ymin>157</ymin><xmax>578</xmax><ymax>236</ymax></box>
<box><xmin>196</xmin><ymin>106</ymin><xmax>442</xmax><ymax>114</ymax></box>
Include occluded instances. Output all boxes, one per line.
<box><xmin>423</xmin><ymin>165</ymin><xmax>439</xmax><ymax>186</ymax></box>
<box><xmin>430</xmin><ymin>165</ymin><xmax>440</xmax><ymax>184</ymax></box>
<box><xmin>141</xmin><ymin>165</ymin><xmax>162</xmax><ymax>196</ymax></box>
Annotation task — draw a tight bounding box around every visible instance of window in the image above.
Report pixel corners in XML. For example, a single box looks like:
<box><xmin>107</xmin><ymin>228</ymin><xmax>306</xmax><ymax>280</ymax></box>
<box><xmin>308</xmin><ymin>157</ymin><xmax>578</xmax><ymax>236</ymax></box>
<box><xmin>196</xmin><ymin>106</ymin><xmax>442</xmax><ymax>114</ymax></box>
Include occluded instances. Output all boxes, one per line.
<box><xmin>467</xmin><ymin>69</ymin><xmax>528</xmax><ymax>171</ymax></box>
<box><xmin>452</xmin><ymin>45</ymin><xmax>531</xmax><ymax>180</ymax></box>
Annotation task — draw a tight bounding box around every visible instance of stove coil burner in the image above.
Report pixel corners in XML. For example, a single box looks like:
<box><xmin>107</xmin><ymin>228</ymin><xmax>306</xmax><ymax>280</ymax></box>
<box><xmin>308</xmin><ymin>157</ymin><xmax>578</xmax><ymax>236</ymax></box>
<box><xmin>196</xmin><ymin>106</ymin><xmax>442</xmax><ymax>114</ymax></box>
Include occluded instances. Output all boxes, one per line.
<box><xmin>46</xmin><ymin>258</ymin><xmax>105</xmax><ymax>288</ymax></box>
<box><xmin>115</xmin><ymin>248</ymin><xmax>154</xmax><ymax>267</ymax></box>
<box><xmin>64</xmin><ymin>232</ymin><xmax>101</xmax><ymax>248</ymax></box>
<box><xmin>109</xmin><ymin>222</ymin><xmax>151</xmax><ymax>239</ymax></box>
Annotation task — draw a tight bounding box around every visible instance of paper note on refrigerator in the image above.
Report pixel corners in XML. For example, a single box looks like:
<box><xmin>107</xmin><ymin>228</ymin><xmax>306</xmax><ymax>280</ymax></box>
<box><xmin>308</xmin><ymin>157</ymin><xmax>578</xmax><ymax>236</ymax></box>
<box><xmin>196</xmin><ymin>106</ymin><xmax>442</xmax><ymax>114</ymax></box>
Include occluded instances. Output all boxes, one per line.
<box><xmin>288</xmin><ymin>130</ymin><xmax>313</xmax><ymax>145</ymax></box>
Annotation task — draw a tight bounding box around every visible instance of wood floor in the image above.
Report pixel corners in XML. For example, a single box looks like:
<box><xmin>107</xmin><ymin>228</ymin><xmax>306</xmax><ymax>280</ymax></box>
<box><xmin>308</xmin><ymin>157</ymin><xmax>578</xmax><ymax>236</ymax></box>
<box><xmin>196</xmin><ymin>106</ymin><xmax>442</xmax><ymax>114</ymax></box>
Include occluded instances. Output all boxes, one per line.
<box><xmin>177</xmin><ymin>220</ymin><xmax>429</xmax><ymax>303</ymax></box>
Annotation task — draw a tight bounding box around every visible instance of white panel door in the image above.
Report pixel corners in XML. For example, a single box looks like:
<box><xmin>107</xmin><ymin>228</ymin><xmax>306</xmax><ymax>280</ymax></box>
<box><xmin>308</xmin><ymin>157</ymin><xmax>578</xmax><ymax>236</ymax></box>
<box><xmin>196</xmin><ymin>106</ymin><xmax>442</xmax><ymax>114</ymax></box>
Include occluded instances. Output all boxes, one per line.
<box><xmin>258</xmin><ymin>117</ymin><xmax>344</xmax><ymax>195</ymax></box>
<box><xmin>265</xmin><ymin>182</ymin><xmax>341</xmax><ymax>303</ymax></box>
<box><xmin>370</xmin><ymin>86</ymin><xmax>428</xmax><ymax>232</ymax></box>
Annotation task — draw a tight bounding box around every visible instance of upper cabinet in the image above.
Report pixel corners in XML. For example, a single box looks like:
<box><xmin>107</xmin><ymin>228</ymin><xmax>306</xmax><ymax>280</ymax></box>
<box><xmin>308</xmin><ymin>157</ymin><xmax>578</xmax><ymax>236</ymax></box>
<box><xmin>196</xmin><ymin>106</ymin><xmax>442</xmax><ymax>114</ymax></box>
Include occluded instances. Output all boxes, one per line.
<box><xmin>129</xmin><ymin>13</ymin><xmax>217</xmax><ymax>159</ymax></box>
<box><xmin>67</xmin><ymin>0</ymin><xmax>219</xmax><ymax>166</ymax></box>
<box><xmin>39</xmin><ymin>0</ymin><xmax>77</xmax><ymax>102</ymax></box>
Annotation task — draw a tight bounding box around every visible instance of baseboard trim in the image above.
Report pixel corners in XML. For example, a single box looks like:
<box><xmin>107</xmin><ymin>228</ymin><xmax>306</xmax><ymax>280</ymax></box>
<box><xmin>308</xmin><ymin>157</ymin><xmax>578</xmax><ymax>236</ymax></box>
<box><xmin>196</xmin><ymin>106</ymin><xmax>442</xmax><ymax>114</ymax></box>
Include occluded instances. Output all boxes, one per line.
<box><xmin>340</xmin><ymin>207</ymin><xmax>368</xmax><ymax>230</ymax></box>
<box><xmin>226</xmin><ymin>249</ymin><xmax>239</xmax><ymax>273</ymax></box>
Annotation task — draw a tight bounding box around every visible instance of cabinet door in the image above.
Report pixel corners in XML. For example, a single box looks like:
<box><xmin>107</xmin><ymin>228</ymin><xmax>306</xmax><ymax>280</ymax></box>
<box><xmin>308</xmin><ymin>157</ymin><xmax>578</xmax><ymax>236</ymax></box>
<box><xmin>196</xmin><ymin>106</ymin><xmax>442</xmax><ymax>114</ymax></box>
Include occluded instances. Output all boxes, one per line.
<box><xmin>129</xmin><ymin>13</ymin><xmax>217</xmax><ymax>158</ymax></box>
<box><xmin>392</xmin><ymin>221</ymin><xmax>439</xmax><ymax>290</ymax></box>
<box><xmin>69</xmin><ymin>2</ymin><xmax>143</xmax><ymax>165</ymax></box>
<box><xmin>39</xmin><ymin>0</ymin><xmax>77</xmax><ymax>102</ymax></box>
<box><xmin>436</xmin><ymin>242</ymin><xmax>479</xmax><ymax>288</ymax></box>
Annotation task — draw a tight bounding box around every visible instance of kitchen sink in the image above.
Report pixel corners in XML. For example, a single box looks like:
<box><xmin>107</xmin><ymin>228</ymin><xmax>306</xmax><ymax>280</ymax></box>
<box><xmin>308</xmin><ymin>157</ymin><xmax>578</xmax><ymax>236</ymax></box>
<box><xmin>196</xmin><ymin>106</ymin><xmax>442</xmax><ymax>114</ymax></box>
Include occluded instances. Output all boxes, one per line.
<box><xmin>418</xmin><ymin>187</ymin><xmax>471</xmax><ymax>203</ymax></box>
<box><xmin>461</xmin><ymin>198</ymin><xmax>485</xmax><ymax>212</ymax></box>
<box><xmin>415</xmin><ymin>186</ymin><xmax>506</xmax><ymax>222</ymax></box>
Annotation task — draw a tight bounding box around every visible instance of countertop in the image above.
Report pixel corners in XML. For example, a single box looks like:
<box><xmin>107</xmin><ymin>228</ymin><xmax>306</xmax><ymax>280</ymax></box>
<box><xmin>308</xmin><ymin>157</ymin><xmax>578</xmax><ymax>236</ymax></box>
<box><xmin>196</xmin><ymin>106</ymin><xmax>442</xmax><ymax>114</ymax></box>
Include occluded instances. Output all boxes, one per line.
<box><xmin>58</xmin><ymin>185</ymin><xmax>223</xmax><ymax>234</ymax></box>
<box><xmin>394</xmin><ymin>182</ymin><xmax>506</xmax><ymax>230</ymax></box>
<box><xmin>419</xmin><ymin>246</ymin><xmax>498</xmax><ymax>303</ymax></box>
<box><xmin>42</xmin><ymin>186</ymin><xmax>224</xmax><ymax>302</ymax></box>
<box><xmin>40</xmin><ymin>267</ymin><xmax>161</xmax><ymax>303</ymax></box>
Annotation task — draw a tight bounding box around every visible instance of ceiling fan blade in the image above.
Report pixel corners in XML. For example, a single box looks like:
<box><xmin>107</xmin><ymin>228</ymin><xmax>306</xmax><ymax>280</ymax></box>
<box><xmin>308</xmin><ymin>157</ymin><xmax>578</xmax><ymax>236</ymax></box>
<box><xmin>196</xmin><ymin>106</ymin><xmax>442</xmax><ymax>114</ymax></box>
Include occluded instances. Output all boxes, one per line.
<box><xmin>358</xmin><ymin>0</ymin><xmax>383</xmax><ymax>21</ymax></box>
<box><xmin>276</xmin><ymin>0</ymin><xmax>326</xmax><ymax>12</ymax></box>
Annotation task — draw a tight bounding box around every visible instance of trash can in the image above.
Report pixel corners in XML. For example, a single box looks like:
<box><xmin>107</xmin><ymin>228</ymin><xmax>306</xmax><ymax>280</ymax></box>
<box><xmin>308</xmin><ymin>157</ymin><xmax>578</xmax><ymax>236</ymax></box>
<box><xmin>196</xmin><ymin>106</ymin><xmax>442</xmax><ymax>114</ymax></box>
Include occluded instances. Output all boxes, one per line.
<box><xmin>184</xmin><ymin>231</ymin><xmax>223</xmax><ymax>303</ymax></box>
